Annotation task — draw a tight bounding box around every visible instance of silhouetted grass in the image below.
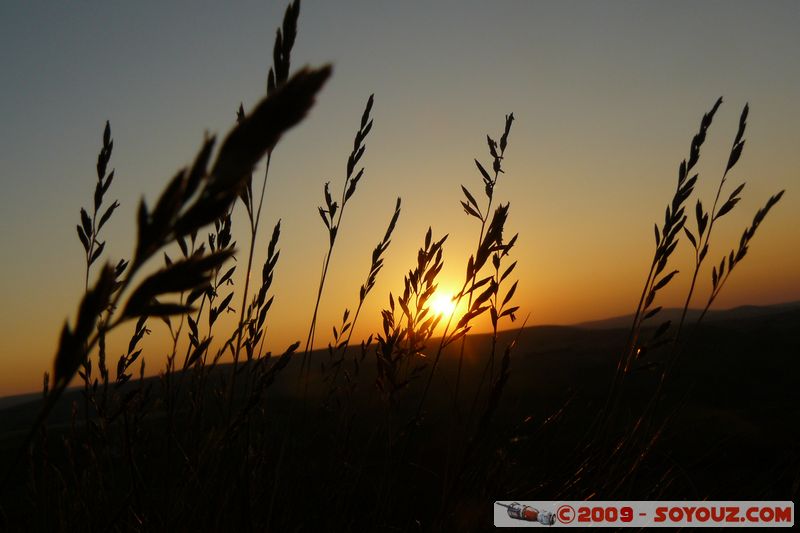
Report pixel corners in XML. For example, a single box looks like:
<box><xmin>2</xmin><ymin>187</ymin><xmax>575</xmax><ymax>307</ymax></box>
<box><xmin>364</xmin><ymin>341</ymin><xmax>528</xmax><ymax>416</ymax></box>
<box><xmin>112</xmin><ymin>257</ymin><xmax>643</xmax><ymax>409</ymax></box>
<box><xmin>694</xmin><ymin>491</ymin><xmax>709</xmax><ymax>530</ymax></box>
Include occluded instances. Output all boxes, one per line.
<box><xmin>0</xmin><ymin>2</ymin><xmax>791</xmax><ymax>531</ymax></box>
<box><xmin>302</xmin><ymin>93</ymin><xmax>375</xmax><ymax>397</ymax></box>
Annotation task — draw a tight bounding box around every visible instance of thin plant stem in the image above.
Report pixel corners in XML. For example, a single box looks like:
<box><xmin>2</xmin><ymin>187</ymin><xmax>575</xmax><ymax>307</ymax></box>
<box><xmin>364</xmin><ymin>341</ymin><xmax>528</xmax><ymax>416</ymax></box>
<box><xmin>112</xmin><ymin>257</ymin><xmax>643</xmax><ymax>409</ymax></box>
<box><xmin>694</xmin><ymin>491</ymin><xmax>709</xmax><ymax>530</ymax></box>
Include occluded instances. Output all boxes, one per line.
<box><xmin>230</xmin><ymin>153</ymin><xmax>272</xmax><ymax>413</ymax></box>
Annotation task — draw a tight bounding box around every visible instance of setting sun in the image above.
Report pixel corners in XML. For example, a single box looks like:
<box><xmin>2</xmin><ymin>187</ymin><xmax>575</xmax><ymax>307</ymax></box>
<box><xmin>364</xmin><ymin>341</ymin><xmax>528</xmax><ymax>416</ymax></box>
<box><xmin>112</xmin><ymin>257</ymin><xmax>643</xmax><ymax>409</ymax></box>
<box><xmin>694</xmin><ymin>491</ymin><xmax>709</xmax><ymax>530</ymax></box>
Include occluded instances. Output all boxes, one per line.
<box><xmin>0</xmin><ymin>1</ymin><xmax>798</xmax><ymax>529</ymax></box>
<box><xmin>430</xmin><ymin>292</ymin><xmax>457</xmax><ymax>317</ymax></box>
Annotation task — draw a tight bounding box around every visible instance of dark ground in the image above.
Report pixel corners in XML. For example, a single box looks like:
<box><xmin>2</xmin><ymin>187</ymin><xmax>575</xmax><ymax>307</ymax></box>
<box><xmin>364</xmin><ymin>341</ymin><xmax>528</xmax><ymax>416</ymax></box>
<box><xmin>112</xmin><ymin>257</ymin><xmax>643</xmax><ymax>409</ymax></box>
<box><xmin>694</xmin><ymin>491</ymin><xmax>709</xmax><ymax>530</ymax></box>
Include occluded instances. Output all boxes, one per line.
<box><xmin>1</xmin><ymin>303</ymin><xmax>798</xmax><ymax>530</ymax></box>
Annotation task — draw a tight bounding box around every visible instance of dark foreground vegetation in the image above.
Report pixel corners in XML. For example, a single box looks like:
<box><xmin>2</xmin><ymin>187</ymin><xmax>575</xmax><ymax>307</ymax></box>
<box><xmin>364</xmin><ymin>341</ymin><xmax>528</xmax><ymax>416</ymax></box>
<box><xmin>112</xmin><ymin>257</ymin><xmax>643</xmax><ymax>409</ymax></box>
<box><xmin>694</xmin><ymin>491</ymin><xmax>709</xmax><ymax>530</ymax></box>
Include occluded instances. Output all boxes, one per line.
<box><xmin>2</xmin><ymin>305</ymin><xmax>797</xmax><ymax>530</ymax></box>
<box><xmin>0</xmin><ymin>1</ymin><xmax>792</xmax><ymax>530</ymax></box>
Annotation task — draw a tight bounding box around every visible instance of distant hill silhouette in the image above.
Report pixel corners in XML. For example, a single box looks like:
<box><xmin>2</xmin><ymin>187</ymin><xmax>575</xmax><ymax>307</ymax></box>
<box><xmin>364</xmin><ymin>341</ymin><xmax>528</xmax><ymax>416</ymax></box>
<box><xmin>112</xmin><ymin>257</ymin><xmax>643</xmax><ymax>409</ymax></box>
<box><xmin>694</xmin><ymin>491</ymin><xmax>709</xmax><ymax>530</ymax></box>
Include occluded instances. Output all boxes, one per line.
<box><xmin>2</xmin><ymin>301</ymin><xmax>798</xmax><ymax>411</ymax></box>
<box><xmin>573</xmin><ymin>301</ymin><xmax>800</xmax><ymax>330</ymax></box>
<box><xmin>2</xmin><ymin>301</ymin><xmax>797</xmax><ymax>418</ymax></box>
<box><xmin>0</xmin><ymin>392</ymin><xmax>41</xmax><ymax>411</ymax></box>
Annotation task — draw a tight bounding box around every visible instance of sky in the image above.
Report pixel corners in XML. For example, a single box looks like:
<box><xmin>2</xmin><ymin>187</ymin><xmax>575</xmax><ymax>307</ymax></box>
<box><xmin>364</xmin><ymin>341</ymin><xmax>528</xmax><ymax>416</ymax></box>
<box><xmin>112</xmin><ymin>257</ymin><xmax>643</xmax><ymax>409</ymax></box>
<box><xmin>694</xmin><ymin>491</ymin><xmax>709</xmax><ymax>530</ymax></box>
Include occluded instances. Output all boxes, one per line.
<box><xmin>0</xmin><ymin>0</ymin><xmax>798</xmax><ymax>396</ymax></box>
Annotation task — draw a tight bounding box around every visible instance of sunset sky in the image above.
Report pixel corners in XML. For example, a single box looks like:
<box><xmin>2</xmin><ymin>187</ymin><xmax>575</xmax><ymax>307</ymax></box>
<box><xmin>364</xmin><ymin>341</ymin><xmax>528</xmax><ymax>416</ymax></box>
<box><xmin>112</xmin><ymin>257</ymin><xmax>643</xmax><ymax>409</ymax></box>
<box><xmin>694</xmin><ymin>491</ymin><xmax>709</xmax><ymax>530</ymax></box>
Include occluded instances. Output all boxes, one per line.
<box><xmin>1</xmin><ymin>0</ymin><xmax>798</xmax><ymax>396</ymax></box>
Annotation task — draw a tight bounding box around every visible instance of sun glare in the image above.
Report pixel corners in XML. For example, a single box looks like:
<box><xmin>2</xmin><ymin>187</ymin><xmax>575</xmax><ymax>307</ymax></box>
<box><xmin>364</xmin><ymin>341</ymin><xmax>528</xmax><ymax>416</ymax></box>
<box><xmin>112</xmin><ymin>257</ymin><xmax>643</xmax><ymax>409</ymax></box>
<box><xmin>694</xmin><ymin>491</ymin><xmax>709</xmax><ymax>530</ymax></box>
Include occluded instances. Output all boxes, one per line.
<box><xmin>430</xmin><ymin>292</ymin><xmax>457</xmax><ymax>317</ymax></box>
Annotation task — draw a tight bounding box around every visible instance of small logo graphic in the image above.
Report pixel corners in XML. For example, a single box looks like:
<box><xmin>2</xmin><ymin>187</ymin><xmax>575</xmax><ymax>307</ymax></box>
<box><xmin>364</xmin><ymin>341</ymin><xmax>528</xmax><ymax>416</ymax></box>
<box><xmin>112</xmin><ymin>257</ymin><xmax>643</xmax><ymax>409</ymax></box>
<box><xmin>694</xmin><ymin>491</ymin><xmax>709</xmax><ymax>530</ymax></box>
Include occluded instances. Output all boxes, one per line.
<box><xmin>496</xmin><ymin>502</ymin><xmax>556</xmax><ymax>525</ymax></box>
<box><xmin>557</xmin><ymin>504</ymin><xmax>576</xmax><ymax>524</ymax></box>
<box><xmin>495</xmin><ymin>501</ymin><xmax>794</xmax><ymax>527</ymax></box>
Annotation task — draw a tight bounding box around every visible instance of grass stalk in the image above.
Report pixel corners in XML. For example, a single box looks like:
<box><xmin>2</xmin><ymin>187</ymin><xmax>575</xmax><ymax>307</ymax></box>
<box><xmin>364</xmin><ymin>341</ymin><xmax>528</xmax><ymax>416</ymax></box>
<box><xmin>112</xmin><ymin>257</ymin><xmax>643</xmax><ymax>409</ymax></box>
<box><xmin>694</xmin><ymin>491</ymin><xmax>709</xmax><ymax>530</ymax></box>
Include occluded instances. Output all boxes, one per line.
<box><xmin>300</xmin><ymin>94</ymin><xmax>375</xmax><ymax>395</ymax></box>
